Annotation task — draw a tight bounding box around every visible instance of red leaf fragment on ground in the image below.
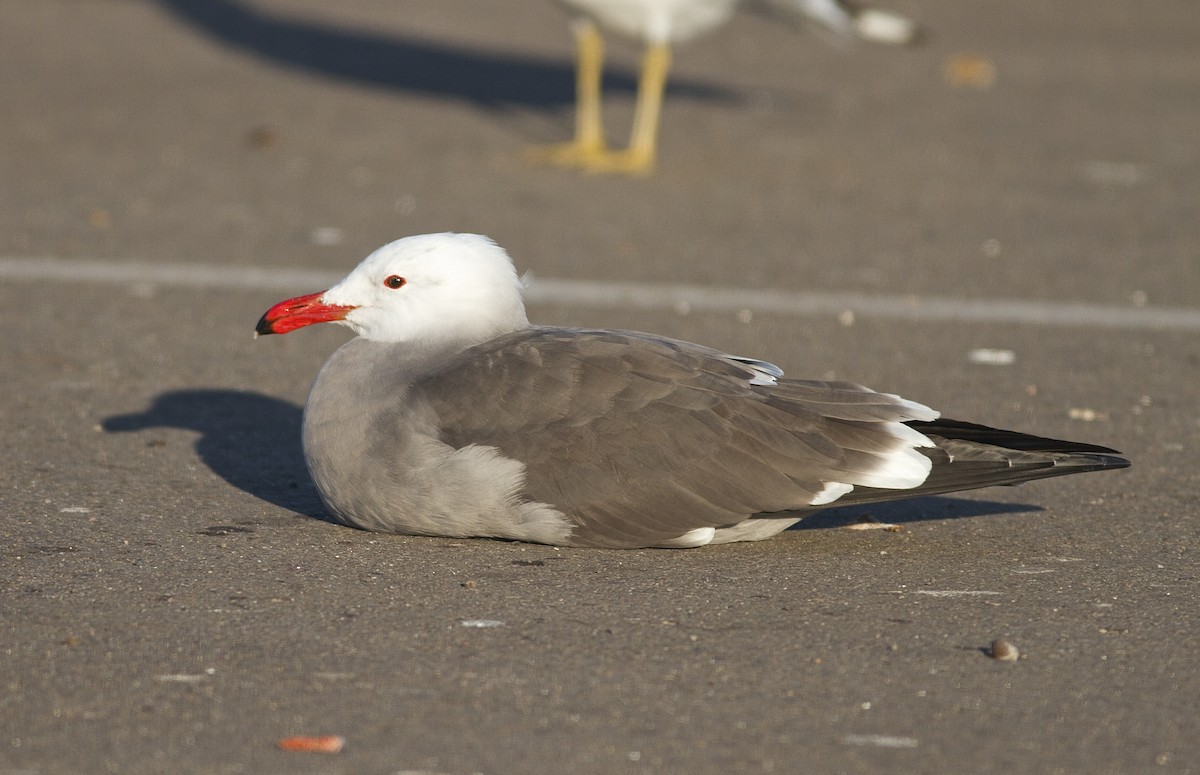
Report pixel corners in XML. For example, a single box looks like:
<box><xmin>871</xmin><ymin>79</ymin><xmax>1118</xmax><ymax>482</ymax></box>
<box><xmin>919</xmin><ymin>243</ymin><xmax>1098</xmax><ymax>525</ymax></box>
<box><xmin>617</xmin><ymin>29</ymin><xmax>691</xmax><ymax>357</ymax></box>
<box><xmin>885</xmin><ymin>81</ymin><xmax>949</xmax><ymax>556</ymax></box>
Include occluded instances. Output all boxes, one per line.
<box><xmin>276</xmin><ymin>735</ymin><xmax>345</xmax><ymax>754</ymax></box>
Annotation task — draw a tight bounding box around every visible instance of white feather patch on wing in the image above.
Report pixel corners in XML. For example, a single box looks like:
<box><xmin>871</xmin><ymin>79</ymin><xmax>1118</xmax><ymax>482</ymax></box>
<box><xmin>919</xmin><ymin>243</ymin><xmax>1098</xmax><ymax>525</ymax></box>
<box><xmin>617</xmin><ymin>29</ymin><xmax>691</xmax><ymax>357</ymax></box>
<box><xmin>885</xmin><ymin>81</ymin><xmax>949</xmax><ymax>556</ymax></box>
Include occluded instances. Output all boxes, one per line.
<box><xmin>855</xmin><ymin>442</ymin><xmax>934</xmax><ymax>490</ymax></box>
<box><xmin>883</xmin><ymin>393</ymin><xmax>941</xmax><ymax>424</ymax></box>
<box><xmin>726</xmin><ymin>355</ymin><xmax>785</xmax><ymax>386</ymax></box>
<box><xmin>829</xmin><ymin>391</ymin><xmax>938</xmax><ymax>491</ymax></box>
<box><xmin>810</xmin><ymin>481</ymin><xmax>854</xmax><ymax>506</ymax></box>
<box><xmin>887</xmin><ymin>419</ymin><xmax>938</xmax><ymax>448</ymax></box>
<box><xmin>653</xmin><ymin>527</ymin><xmax>717</xmax><ymax>548</ymax></box>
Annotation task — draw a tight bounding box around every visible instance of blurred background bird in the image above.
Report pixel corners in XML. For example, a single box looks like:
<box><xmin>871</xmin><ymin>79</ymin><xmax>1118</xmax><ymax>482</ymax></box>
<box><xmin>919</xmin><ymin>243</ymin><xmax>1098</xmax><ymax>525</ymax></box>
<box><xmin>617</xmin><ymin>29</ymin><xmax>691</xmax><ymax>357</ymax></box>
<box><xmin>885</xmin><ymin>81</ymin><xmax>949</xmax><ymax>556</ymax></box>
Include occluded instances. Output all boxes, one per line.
<box><xmin>530</xmin><ymin>0</ymin><xmax>918</xmax><ymax>175</ymax></box>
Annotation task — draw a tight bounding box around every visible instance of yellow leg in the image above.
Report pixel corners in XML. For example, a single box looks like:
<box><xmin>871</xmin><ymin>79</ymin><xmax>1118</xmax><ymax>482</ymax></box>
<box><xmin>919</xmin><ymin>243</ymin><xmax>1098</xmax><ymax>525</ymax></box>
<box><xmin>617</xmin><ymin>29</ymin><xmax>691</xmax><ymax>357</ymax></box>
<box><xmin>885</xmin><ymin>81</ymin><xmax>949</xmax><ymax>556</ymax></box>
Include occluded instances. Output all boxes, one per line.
<box><xmin>619</xmin><ymin>41</ymin><xmax>671</xmax><ymax>174</ymax></box>
<box><xmin>527</xmin><ymin>27</ymin><xmax>673</xmax><ymax>175</ymax></box>
<box><xmin>526</xmin><ymin>19</ymin><xmax>608</xmax><ymax>166</ymax></box>
<box><xmin>573</xmin><ymin>19</ymin><xmax>605</xmax><ymax>153</ymax></box>
<box><xmin>570</xmin><ymin>40</ymin><xmax>671</xmax><ymax>175</ymax></box>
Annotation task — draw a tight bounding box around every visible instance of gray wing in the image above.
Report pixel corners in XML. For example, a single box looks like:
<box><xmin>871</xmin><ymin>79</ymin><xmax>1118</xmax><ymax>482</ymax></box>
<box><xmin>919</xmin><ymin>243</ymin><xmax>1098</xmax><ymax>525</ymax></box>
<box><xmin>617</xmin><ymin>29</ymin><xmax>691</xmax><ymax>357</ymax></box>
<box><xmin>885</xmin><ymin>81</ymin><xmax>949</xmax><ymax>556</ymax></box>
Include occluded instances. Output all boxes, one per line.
<box><xmin>415</xmin><ymin>327</ymin><xmax>936</xmax><ymax>548</ymax></box>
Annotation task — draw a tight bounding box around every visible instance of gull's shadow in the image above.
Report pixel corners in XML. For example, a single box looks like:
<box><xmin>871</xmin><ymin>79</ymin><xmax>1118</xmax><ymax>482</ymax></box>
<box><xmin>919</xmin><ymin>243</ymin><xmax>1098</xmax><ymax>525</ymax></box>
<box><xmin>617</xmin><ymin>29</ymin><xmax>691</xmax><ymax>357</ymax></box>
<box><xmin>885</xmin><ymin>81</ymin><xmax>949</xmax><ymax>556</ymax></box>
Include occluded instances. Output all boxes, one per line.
<box><xmin>156</xmin><ymin>0</ymin><xmax>737</xmax><ymax>109</ymax></box>
<box><xmin>791</xmin><ymin>496</ymin><xmax>1042</xmax><ymax>531</ymax></box>
<box><xmin>103</xmin><ymin>389</ymin><xmax>326</xmax><ymax>517</ymax></box>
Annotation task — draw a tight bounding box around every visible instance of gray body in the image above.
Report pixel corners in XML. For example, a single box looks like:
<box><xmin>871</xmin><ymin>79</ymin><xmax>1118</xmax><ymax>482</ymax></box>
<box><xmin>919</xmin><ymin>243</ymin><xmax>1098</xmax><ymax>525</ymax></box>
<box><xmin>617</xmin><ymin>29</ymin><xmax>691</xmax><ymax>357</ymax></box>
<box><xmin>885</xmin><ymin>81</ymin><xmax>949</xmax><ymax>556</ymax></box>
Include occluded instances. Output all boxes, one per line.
<box><xmin>302</xmin><ymin>327</ymin><xmax>1128</xmax><ymax>549</ymax></box>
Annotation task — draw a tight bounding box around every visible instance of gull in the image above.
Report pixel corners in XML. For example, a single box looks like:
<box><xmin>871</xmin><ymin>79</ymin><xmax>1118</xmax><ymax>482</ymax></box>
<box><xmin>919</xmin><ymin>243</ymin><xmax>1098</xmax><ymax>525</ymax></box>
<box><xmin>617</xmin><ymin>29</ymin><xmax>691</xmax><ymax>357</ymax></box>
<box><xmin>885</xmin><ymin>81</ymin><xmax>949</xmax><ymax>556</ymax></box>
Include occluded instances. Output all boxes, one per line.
<box><xmin>529</xmin><ymin>0</ymin><xmax>918</xmax><ymax>174</ymax></box>
<box><xmin>255</xmin><ymin>233</ymin><xmax>1128</xmax><ymax>549</ymax></box>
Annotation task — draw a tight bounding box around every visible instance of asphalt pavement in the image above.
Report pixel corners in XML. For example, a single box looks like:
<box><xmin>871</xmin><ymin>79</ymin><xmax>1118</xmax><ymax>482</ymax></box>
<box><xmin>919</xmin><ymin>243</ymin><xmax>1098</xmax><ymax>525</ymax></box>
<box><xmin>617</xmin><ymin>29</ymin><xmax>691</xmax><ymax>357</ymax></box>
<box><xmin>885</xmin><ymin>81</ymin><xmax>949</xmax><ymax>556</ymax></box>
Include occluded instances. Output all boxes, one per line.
<box><xmin>2</xmin><ymin>1</ymin><xmax>1197</xmax><ymax>773</ymax></box>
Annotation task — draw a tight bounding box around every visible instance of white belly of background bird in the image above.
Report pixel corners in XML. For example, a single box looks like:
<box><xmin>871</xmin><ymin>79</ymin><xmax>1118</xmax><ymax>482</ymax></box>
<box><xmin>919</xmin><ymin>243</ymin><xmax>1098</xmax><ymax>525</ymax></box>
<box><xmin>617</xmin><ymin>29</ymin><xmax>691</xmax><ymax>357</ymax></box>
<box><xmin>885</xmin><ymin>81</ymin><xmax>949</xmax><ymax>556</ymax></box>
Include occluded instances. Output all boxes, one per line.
<box><xmin>553</xmin><ymin>0</ymin><xmax>741</xmax><ymax>43</ymax></box>
<box><xmin>255</xmin><ymin>233</ymin><xmax>1129</xmax><ymax>549</ymax></box>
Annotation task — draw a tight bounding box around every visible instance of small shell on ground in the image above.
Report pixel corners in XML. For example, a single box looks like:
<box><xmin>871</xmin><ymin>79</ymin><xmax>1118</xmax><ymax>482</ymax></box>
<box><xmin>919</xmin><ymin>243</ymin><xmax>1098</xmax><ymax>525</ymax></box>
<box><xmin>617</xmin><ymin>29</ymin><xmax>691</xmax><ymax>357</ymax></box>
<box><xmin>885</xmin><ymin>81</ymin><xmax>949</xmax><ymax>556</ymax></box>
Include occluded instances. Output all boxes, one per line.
<box><xmin>989</xmin><ymin>639</ymin><xmax>1020</xmax><ymax>661</ymax></box>
<box><xmin>844</xmin><ymin>515</ymin><xmax>901</xmax><ymax>531</ymax></box>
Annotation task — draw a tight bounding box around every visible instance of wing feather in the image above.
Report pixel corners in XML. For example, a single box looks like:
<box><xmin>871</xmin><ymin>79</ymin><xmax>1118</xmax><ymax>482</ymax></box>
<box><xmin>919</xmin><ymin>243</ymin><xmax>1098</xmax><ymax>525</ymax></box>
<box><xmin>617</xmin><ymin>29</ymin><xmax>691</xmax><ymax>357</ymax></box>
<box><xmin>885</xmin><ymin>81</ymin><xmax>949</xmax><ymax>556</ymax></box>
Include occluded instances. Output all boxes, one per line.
<box><xmin>417</xmin><ymin>327</ymin><xmax>935</xmax><ymax>547</ymax></box>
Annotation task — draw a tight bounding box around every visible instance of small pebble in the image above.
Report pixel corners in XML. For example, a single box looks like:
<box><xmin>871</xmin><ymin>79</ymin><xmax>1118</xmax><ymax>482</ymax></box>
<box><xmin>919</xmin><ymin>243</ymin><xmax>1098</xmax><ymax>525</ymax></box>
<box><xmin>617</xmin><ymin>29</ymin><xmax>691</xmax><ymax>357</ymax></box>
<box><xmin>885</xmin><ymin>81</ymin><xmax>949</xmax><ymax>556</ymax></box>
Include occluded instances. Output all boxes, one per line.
<box><xmin>246</xmin><ymin>125</ymin><xmax>279</xmax><ymax>149</ymax></box>
<box><xmin>968</xmin><ymin>348</ymin><xmax>1015</xmax><ymax>366</ymax></box>
<box><xmin>943</xmin><ymin>54</ymin><xmax>997</xmax><ymax>89</ymax></box>
<box><xmin>88</xmin><ymin>208</ymin><xmax>111</xmax><ymax>229</ymax></box>
<box><xmin>854</xmin><ymin>9</ymin><xmax>918</xmax><ymax>45</ymax></box>
<box><xmin>1081</xmin><ymin>161</ymin><xmax>1145</xmax><ymax>187</ymax></box>
<box><xmin>989</xmin><ymin>639</ymin><xmax>1020</xmax><ymax>662</ymax></box>
<box><xmin>310</xmin><ymin>226</ymin><xmax>344</xmax><ymax>247</ymax></box>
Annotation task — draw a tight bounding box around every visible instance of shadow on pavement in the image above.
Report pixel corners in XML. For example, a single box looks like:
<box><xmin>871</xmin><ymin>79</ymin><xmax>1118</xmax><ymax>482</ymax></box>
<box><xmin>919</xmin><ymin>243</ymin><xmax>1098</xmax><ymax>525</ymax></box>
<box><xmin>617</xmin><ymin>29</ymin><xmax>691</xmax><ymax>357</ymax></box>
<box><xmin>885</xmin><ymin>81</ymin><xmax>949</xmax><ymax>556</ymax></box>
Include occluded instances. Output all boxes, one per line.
<box><xmin>155</xmin><ymin>0</ymin><xmax>737</xmax><ymax>109</ymax></box>
<box><xmin>792</xmin><ymin>495</ymin><xmax>1041</xmax><ymax>531</ymax></box>
<box><xmin>103</xmin><ymin>389</ymin><xmax>327</xmax><ymax>518</ymax></box>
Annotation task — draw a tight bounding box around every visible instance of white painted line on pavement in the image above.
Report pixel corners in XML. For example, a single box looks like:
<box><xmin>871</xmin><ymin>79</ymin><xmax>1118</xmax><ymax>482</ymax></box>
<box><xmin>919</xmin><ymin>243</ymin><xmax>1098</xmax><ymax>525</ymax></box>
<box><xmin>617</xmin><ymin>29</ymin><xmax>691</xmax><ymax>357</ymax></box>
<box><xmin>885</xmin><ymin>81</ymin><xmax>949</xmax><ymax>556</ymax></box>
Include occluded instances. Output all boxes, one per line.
<box><xmin>526</xmin><ymin>278</ymin><xmax>1200</xmax><ymax>331</ymax></box>
<box><xmin>0</xmin><ymin>255</ymin><xmax>342</xmax><ymax>292</ymax></box>
<box><xmin>2</xmin><ymin>254</ymin><xmax>1197</xmax><ymax>332</ymax></box>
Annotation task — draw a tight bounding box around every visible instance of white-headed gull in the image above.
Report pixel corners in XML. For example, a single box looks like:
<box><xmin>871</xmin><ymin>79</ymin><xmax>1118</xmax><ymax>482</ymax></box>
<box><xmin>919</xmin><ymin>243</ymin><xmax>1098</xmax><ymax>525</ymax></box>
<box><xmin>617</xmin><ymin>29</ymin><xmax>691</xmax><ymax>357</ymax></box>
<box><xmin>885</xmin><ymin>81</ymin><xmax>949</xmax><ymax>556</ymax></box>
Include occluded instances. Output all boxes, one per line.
<box><xmin>256</xmin><ymin>233</ymin><xmax>1128</xmax><ymax>549</ymax></box>
<box><xmin>530</xmin><ymin>0</ymin><xmax>918</xmax><ymax>174</ymax></box>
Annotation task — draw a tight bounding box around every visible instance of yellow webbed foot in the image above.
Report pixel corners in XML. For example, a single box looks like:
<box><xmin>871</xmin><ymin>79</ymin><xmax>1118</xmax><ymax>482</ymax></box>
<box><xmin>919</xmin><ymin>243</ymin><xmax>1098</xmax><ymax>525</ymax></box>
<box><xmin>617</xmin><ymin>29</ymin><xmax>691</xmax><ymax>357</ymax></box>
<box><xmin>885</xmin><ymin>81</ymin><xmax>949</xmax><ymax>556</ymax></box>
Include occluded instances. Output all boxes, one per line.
<box><xmin>524</xmin><ymin>139</ymin><xmax>606</xmax><ymax>167</ymax></box>
<box><xmin>525</xmin><ymin>142</ymin><xmax>654</xmax><ymax>176</ymax></box>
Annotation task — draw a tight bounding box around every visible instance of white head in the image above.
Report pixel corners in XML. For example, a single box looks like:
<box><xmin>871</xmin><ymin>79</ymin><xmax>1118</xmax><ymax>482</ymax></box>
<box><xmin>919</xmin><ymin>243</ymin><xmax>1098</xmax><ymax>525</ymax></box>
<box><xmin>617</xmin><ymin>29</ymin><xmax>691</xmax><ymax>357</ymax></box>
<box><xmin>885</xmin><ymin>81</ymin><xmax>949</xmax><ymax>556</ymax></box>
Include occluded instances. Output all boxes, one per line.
<box><xmin>256</xmin><ymin>233</ymin><xmax>530</xmax><ymax>355</ymax></box>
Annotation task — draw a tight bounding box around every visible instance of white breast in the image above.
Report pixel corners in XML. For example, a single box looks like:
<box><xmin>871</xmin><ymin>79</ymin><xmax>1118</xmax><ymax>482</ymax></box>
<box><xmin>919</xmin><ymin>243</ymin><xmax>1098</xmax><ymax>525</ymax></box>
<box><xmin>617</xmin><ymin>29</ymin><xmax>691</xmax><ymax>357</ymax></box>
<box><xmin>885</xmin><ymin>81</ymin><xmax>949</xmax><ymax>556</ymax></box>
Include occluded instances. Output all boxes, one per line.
<box><xmin>552</xmin><ymin>0</ymin><xmax>742</xmax><ymax>43</ymax></box>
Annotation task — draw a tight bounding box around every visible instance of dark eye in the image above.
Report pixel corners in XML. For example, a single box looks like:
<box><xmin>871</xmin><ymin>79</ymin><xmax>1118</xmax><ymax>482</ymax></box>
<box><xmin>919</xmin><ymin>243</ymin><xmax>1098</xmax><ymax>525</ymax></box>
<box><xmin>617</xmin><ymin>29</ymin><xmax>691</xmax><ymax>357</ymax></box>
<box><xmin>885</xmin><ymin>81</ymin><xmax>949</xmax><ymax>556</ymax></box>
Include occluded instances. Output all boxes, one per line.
<box><xmin>383</xmin><ymin>275</ymin><xmax>406</xmax><ymax>289</ymax></box>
